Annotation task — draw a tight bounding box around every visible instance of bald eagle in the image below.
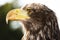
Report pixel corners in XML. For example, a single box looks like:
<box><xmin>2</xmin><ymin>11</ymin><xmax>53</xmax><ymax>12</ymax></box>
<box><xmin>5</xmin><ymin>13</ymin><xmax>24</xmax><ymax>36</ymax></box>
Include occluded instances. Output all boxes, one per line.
<box><xmin>6</xmin><ymin>3</ymin><xmax>60</xmax><ymax>40</ymax></box>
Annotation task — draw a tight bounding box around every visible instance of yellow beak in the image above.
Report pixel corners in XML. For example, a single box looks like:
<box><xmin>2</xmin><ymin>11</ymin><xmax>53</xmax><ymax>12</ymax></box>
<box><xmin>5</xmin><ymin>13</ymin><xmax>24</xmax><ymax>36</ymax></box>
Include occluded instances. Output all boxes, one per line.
<box><xmin>6</xmin><ymin>9</ymin><xmax>30</xmax><ymax>24</ymax></box>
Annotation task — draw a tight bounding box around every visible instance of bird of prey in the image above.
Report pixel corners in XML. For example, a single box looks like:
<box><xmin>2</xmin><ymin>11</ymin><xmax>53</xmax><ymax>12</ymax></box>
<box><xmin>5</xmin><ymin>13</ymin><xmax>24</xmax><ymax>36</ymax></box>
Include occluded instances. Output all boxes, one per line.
<box><xmin>6</xmin><ymin>3</ymin><xmax>60</xmax><ymax>40</ymax></box>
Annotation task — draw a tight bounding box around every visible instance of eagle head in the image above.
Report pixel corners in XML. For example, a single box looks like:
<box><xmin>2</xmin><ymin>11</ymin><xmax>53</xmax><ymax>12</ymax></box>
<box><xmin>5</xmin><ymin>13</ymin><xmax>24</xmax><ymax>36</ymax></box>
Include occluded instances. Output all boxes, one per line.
<box><xmin>6</xmin><ymin>3</ymin><xmax>60</xmax><ymax>40</ymax></box>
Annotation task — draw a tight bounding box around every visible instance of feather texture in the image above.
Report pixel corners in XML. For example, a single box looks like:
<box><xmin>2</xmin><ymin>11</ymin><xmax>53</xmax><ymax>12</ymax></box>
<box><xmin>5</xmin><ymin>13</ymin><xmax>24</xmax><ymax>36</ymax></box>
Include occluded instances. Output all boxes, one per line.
<box><xmin>22</xmin><ymin>3</ymin><xmax>60</xmax><ymax>40</ymax></box>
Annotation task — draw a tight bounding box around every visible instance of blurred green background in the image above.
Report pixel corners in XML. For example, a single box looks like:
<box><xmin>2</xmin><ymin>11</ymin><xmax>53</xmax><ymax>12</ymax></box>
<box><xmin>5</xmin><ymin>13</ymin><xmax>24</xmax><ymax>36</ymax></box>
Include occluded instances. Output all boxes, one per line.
<box><xmin>0</xmin><ymin>0</ymin><xmax>23</xmax><ymax>40</ymax></box>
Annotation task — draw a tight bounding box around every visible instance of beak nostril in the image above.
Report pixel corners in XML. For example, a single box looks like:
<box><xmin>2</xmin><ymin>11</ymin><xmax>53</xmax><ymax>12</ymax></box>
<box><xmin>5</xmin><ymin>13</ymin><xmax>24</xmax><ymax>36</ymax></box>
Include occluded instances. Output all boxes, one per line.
<box><xmin>16</xmin><ymin>14</ymin><xmax>18</xmax><ymax>15</ymax></box>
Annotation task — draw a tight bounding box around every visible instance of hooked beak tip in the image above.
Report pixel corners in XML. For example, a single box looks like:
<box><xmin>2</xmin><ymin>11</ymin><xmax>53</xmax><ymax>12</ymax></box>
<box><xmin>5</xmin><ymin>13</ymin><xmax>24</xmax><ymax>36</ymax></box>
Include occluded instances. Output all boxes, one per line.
<box><xmin>6</xmin><ymin>18</ymin><xmax>8</xmax><ymax>24</ymax></box>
